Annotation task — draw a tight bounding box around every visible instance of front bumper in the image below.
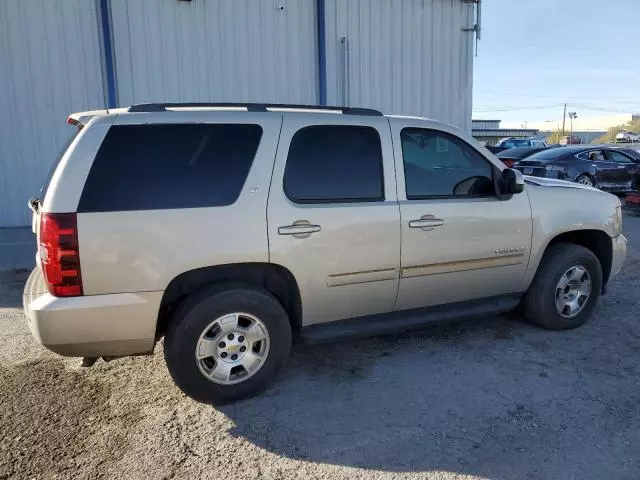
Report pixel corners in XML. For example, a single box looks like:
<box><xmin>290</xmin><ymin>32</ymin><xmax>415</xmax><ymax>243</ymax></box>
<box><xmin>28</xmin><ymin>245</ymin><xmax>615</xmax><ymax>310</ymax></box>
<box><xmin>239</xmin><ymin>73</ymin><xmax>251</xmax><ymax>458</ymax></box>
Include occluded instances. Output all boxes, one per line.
<box><xmin>610</xmin><ymin>234</ymin><xmax>627</xmax><ymax>281</ymax></box>
<box><xmin>23</xmin><ymin>268</ymin><xmax>162</xmax><ymax>357</ymax></box>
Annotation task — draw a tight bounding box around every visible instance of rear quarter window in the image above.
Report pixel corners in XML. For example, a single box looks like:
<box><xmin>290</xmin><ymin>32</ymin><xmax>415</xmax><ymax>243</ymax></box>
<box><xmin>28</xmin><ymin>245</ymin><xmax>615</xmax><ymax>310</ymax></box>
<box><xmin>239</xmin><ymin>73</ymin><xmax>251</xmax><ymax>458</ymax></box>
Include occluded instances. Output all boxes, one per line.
<box><xmin>78</xmin><ymin>124</ymin><xmax>262</xmax><ymax>212</ymax></box>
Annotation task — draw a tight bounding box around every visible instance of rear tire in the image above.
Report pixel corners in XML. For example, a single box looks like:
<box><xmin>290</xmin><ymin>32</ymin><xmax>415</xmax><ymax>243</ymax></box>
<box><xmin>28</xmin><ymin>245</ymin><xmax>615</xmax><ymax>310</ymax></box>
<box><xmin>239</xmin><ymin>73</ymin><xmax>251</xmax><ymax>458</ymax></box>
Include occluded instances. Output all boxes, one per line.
<box><xmin>164</xmin><ymin>285</ymin><xmax>292</xmax><ymax>404</ymax></box>
<box><xmin>523</xmin><ymin>243</ymin><xmax>602</xmax><ymax>330</ymax></box>
<box><xmin>575</xmin><ymin>174</ymin><xmax>594</xmax><ymax>187</ymax></box>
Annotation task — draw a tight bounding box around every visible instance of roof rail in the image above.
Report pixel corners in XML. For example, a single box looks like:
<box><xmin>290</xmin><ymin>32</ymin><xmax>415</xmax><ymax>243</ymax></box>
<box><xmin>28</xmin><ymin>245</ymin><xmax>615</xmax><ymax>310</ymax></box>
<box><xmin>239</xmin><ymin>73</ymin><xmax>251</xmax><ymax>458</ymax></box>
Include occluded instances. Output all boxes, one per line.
<box><xmin>127</xmin><ymin>103</ymin><xmax>383</xmax><ymax>116</ymax></box>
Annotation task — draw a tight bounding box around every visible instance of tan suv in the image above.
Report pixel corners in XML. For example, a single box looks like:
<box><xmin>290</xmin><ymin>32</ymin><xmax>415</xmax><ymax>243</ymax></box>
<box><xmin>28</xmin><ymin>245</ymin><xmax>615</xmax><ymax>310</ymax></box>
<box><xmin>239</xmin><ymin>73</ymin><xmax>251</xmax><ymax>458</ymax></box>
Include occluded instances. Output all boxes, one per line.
<box><xmin>24</xmin><ymin>103</ymin><xmax>627</xmax><ymax>404</ymax></box>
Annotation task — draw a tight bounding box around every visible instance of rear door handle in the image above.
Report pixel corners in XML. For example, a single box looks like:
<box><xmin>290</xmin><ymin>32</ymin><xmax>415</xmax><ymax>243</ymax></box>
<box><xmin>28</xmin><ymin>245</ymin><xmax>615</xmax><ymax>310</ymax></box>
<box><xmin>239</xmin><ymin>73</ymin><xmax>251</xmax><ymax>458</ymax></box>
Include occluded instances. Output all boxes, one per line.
<box><xmin>278</xmin><ymin>223</ymin><xmax>321</xmax><ymax>237</ymax></box>
<box><xmin>409</xmin><ymin>215</ymin><xmax>444</xmax><ymax>230</ymax></box>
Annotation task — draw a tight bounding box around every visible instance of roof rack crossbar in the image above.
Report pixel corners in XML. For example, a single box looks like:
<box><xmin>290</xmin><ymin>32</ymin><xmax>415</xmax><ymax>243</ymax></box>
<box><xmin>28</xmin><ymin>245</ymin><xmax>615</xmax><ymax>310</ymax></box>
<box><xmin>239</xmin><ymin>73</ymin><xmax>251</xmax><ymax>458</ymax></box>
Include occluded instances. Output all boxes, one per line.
<box><xmin>127</xmin><ymin>103</ymin><xmax>383</xmax><ymax>116</ymax></box>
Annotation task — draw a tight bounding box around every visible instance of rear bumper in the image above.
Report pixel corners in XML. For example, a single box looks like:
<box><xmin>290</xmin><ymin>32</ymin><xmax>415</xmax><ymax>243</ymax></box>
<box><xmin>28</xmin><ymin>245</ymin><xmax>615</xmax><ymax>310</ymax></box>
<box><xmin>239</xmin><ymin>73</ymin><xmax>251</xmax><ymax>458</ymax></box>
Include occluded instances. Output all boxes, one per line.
<box><xmin>23</xmin><ymin>268</ymin><xmax>162</xmax><ymax>357</ymax></box>
<box><xmin>610</xmin><ymin>234</ymin><xmax>627</xmax><ymax>281</ymax></box>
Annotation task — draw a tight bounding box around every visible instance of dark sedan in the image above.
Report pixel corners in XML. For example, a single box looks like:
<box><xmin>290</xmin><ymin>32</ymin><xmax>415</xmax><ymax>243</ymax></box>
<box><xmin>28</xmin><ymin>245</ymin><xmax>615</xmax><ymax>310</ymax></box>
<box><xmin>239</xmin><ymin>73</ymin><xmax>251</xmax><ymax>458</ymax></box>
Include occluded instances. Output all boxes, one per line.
<box><xmin>496</xmin><ymin>146</ymin><xmax>549</xmax><ymax>168</ymax></box>
<box><xmin>513</xmin><ymin>145</ymin><xmax>639</xmax><ymax>192</ymax></box>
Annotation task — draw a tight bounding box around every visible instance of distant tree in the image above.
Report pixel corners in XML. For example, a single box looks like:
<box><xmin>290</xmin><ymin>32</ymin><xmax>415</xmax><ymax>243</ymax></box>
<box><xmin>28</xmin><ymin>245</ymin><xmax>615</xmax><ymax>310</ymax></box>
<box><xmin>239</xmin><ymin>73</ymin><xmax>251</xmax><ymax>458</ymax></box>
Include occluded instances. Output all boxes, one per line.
<box><xmin>546</xmin><ymin>130</ymin><xmax>563</xmax><ymax>144</ymax></box>
<box><xmin>593</xmin><ymin>119</ymin><xmax>640</xmax><ymax>144</ymax></box>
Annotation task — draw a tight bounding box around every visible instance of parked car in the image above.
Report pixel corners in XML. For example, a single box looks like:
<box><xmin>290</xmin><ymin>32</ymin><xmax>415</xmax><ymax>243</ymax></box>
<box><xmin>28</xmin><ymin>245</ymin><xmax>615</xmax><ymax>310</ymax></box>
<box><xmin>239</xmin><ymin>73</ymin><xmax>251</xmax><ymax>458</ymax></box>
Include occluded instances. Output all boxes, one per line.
<box><xmin>560</xmin><ymin>136</ymin><xmax>581</xmax><ymax>145</ymax></box>
<box><xmin>624</xmin><ymin>191</ymin><xmax>640</xmax><ymax>213</ymax></box>
<box><xmin>513</xmin><ymin>145</ymin><xmax>639</xmax><ymax>192</ymax></box>
<box><xmin>24</xmin><ymin>104</ymin><xmax>626</xmax><ymax>404</ymax></box>
<box><xmin>495</xmin><ymin>137</ymin><xmax>548</xmax><ymax>149</ymax></box>
<box><xmin>496</xmin><ymin>146</ymin><xmax>549</xmax><ymax>168</ymax></box>
<box><xmin>485</xmin><ymin>145</ymin><xmax>508</xmax><ymax>154</ymax></box>
<box><xmin>615</xmin><ymin>131</ymin><xmax>640</xmax><ymax>143</ymax></box>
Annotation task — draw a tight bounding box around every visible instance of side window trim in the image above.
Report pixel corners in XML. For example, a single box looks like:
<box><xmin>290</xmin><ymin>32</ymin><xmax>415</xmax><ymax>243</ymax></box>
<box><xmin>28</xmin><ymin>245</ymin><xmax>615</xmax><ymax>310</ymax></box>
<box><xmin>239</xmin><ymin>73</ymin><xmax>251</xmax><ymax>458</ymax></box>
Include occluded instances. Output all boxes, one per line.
<box><xmin>400</xmin><ymin>127</ymin><xmax>498</xmax><ymax>201</ymax></box>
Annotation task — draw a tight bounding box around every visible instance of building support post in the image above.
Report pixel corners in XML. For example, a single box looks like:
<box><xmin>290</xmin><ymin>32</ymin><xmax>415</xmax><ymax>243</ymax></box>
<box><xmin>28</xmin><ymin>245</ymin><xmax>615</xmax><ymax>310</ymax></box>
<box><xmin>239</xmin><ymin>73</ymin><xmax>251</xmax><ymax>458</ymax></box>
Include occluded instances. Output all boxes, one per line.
<box><xmin>98</xmin><ymin>0</ymin><xmax>117</xmax><ymax>108</ymax></box>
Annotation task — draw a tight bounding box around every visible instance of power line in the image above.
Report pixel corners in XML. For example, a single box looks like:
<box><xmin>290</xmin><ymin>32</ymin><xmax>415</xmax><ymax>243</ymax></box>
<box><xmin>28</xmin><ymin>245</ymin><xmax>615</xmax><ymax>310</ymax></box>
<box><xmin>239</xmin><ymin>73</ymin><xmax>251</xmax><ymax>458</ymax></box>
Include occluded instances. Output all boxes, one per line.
<box><xmin>476</xmin><ymin>92</ymin><xmax>640</xmax><ymax>100</ymax></box>
<box><xmin>473</xmin><ymin>103</ymin><xmax>640</xmax><ymax>114</ymax></box>
<box><xmin>571</xmin><ymin>104</ymin><xmax>639</xmax><ymax>114</ymax></box>
<box><xmin>473</xmin><ymin>104</ymin><xmax>564</xmax><ymax>112</ymax></box>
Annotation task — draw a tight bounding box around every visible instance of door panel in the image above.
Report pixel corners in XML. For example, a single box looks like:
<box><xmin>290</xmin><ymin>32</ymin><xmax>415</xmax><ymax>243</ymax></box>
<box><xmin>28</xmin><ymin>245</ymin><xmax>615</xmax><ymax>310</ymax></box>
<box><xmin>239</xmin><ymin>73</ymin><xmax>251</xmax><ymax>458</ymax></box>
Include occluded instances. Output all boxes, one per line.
<box><xmin>580</xmin><ymin>150</ymin><xmax>617</xmax><ymax>188</ymax></box>
<box><xmin>396</xmin><ymin>195</ymin><xmax>532</xmax><ymax>310</ymax></box>
<box><xmin>267</xmin><ymin>116</ymin><xmax>400</xmax><ymax>326</ymax></box>
<box><xmin>606</xmin><ymin>150</ymin><xmax>637</xmax><ymax>189</ymax></box>
<box><xmin>390</xmin><ymin>120</ymin><xmax>533</xmax><ymax>311</ymax></box>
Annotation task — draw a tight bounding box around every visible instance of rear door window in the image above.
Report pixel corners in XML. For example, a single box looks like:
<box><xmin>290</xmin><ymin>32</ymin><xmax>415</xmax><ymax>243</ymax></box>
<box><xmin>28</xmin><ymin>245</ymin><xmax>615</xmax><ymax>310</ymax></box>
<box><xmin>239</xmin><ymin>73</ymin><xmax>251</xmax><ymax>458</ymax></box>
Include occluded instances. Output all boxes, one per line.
<box><xmin>78</xmin><ymin>124</ymin><xmax>262</xmax><ymax>212</ymax></box>
<box><xmin>283</xmin><ymin>125</ymin><xmax>384</xmax><ymax>203</ymax></box>
<box><xmin>577</xmin><ymin>150</ymin><xmax>606</xmax><ymax>162</ymax></box>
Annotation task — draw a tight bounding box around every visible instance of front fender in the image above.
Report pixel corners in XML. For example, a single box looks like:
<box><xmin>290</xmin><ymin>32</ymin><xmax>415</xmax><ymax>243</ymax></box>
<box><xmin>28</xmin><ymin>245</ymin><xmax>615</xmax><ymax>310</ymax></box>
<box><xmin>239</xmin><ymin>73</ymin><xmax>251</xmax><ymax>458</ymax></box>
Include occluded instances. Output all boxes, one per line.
<box><xmin>518</xmin><ymin>182</ymin><xmax>619</xmax><ymax>291</ymax></box>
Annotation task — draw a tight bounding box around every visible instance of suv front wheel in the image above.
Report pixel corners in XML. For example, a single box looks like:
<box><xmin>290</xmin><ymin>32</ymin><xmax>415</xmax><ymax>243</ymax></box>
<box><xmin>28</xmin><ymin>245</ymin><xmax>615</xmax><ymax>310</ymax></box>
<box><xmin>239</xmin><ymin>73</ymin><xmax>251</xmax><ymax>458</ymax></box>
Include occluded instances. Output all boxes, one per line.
<box><xmin>164</xmin><ymin>285</ymin><xmax>292</xmax><ymax>404</ymax></box>
<box><xmin>523</xmin><ymin>243</ymin><xmax>603</xmax><ymax>330</ymax></box>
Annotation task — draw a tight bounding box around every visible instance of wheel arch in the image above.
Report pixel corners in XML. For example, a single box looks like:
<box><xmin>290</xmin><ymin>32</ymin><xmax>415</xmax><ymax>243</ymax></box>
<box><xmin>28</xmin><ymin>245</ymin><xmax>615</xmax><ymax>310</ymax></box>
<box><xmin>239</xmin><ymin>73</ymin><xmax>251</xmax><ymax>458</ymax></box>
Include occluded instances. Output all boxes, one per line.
<box><xmin>540</xmin><ymin>229</ymin><xmax>612</xmax><ymax>291</ymax></box>
<box><xmin>156</xmin><ymin>263</ymin><xmax>302</xmax><ymax>339</ymax></box>
<box><xmin>575</xmin><ymin>171</ymin><xmax>596</xmax><ymax>184</ymax></box>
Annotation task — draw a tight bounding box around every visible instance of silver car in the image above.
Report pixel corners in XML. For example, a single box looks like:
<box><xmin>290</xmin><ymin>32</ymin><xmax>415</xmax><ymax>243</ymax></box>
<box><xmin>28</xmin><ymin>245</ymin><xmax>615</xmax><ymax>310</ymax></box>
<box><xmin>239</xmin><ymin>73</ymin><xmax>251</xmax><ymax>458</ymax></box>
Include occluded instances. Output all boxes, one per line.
<box><xmin>615</xmin><ymin>131</ymin><xmax>640</xmax><ymax>143</ymax></box>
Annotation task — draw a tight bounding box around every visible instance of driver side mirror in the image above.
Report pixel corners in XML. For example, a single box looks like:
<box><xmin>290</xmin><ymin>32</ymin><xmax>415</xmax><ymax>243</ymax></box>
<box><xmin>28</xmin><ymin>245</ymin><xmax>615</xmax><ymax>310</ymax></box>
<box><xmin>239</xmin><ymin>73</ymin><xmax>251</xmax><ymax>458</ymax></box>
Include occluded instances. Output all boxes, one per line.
<box><xmin>500</xmin><ymin>168</ymin><xmax>524</xmax><ymax>196</ymax></box>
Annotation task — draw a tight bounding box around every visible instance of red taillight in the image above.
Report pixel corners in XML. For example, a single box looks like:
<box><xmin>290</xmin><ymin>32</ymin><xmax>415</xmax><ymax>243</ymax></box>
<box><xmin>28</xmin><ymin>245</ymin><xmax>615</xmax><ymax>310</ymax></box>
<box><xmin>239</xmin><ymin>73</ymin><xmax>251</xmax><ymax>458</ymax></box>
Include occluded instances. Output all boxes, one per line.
<box><xmin>502</xmin><ymin>159</ymin><xmax>515</xmax><ymax>168</ymax></box>
<box><xmin>40</xmin><ymin>213</ymin><xmax>83</xmax><ymax>297</ymax></box>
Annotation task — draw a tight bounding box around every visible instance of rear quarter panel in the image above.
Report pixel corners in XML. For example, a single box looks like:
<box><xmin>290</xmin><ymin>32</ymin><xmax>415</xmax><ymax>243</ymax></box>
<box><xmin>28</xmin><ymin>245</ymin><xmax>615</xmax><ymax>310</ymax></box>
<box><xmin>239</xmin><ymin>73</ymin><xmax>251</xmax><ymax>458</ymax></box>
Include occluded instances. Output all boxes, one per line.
<box><xmin>518</xmin><ymin>181</ymin><xmax>619</xmax><ymax>291</ymax></box>
<box><xmin>77</xmin><ymin>112</ymin><xmax>282</xmax><ymax>295</ymax></box>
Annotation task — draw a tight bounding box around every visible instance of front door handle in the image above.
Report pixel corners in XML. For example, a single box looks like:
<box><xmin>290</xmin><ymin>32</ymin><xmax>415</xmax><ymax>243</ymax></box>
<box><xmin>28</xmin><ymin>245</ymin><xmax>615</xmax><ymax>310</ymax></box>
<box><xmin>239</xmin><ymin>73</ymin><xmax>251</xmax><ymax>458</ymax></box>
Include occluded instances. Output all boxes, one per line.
<box><xmin>409</xmin><ymin>215</ymin><xmax>444</xmax><ymax>231</ymax></box>
<box><xmin>278</xmin><ymin>222</ymin><xmax>321</xmax><ymax>238</ymax></box>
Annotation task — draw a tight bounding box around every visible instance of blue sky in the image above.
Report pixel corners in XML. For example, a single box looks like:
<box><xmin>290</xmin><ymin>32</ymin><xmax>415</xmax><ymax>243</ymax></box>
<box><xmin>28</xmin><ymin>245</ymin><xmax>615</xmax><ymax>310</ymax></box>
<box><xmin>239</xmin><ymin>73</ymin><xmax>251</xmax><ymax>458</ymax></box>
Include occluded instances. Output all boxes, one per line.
<box><xmin>473</xmin><ymin>0</ymin><xmax>640</xmax><ymax>129</ymax></box>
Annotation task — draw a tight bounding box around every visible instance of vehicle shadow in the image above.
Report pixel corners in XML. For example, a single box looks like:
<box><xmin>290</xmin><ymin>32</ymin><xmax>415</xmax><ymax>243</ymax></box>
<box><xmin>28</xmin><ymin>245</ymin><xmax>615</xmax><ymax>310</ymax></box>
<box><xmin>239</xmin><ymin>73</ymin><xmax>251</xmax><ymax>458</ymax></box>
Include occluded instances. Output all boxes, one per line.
<box><xmin>219</xmin><ymin>312</ymin><xmax>639</xmax><ymax>479</ymax></box>
<box><xmin>0</xmin><ymin>270</ymin><xmax>28</xmax><ymax>308</ymax></box>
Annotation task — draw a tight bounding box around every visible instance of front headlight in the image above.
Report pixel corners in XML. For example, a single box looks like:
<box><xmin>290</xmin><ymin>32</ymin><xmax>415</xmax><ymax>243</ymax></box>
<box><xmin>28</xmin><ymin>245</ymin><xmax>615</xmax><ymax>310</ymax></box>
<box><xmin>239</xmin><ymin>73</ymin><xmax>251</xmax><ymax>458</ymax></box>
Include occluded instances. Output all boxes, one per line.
<box><xmin>613</xmin><ymin>204</ymin><xmax>623</xmax><ymax>236</ymax></box>
<box><xmin>545</xmin><ymin>165</ymin><xmax>563</xmax><ymax>171</ymax></box>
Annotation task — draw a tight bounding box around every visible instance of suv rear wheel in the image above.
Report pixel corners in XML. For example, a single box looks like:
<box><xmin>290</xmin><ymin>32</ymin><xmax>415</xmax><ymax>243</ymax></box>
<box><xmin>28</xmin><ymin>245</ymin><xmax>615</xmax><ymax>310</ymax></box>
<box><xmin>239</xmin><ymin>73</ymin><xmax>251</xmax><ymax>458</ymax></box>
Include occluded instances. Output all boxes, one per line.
<box><xmin>164</xmin><ymin>285</ymin><xmax>292</xmax><ymax>404</ymax></box>
<box><xmin>523</xmin><ymin>243</ymin><xmax>602</xmax><ymax>330</ymax></box>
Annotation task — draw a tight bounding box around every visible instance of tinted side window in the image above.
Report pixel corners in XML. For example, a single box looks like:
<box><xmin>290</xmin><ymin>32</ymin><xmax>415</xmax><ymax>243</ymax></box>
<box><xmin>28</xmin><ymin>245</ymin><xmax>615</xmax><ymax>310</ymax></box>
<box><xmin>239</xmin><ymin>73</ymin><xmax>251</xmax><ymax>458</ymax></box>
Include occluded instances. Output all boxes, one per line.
<box><xmin>78</xmin><ymin>124</ymin><xmax>262</xmax><ymax>212</ymax></box>
<box><xmin>283</xmin><ymin>125</ymin><xmax>384</xmax><ymax>203</ymax></box>
<box><xmin>401</xmin><ymin>128</ymin><xmax>495</xmax><ymax>198</ymax></box>
<box><xmin>578</xmin><ymin>150</ymin><xmax>605</xmax><ymax>161</ymax></box>
<box><xmin>609</xmin><ymin>151</ymin><xmax>634</xmax><ymax>164</ymax></box>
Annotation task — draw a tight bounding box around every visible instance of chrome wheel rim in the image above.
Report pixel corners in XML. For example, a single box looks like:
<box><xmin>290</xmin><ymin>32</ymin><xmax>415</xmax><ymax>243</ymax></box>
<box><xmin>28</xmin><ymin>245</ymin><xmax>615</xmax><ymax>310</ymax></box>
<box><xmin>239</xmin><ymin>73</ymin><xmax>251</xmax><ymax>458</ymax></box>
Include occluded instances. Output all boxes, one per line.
<box><xmin>577</xmin><ymin>176</ymin><xmax>593</xmax><ymax>186</ymax></box>
<box><xmin>555</xmin><ymin>265</ymin><xmax>591</xmax><ymax>318</ymax></box>
<box><xmin>195</xmin><ymin>312</ymin><xmax>270</xmax><ymax>385</ymax></box>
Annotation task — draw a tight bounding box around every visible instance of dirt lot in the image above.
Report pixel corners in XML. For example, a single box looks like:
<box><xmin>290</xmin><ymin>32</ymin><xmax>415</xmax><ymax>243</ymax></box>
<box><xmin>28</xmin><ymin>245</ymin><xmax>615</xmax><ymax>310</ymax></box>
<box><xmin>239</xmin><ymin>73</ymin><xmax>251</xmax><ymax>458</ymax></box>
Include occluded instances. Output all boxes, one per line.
<box><xmin>1</xmin><ymin>216</ymin><xmax>639</xmax><ymax>480</ymax></box>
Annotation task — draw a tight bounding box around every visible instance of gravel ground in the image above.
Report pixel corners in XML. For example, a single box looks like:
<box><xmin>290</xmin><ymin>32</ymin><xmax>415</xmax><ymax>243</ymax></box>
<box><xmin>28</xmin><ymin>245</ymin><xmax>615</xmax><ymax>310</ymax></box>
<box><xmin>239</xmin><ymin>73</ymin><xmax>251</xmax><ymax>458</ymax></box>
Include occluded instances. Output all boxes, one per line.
<box><xmin>1</xmin><ymin>215</ymin><xmax>639</xmax><ymax>480</ymax></box>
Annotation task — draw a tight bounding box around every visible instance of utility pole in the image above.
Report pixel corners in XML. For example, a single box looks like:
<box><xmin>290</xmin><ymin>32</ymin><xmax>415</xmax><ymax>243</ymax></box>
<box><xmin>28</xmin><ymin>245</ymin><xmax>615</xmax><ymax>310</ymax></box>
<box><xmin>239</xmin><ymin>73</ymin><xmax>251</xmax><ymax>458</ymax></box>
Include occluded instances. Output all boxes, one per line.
<box><xmin>561</xmin><ymin>103</ymin><xmax>567</xmax><ymax>137</ymax></box>
<box><xmin>568</xmin><ymin>112</ymin><xmax>577</xmax><ymax>144</ymax></box>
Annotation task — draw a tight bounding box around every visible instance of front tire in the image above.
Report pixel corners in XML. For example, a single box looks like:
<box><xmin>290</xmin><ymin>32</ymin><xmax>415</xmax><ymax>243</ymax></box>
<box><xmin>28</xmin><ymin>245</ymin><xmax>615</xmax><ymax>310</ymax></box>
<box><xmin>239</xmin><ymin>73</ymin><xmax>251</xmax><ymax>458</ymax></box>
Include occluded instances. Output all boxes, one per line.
<box><xmin>523</xmin><ymin>243</ymin><xmax>602</xmax><ymax>330</ymax></box>
<box><xmin>164</xmin><ymin>286</ymin><xmax>292</xmax><ymax>404</ymax></box>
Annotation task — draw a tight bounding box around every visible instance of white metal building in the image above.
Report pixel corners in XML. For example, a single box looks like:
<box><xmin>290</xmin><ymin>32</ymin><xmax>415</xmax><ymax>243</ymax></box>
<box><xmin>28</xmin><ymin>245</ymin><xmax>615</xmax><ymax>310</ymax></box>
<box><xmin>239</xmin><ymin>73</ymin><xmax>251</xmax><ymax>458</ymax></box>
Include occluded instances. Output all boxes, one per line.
<box><xmin>0</xmin><ymin>0</ymin><xmax>479</xmax><ymax>227</ymax></box>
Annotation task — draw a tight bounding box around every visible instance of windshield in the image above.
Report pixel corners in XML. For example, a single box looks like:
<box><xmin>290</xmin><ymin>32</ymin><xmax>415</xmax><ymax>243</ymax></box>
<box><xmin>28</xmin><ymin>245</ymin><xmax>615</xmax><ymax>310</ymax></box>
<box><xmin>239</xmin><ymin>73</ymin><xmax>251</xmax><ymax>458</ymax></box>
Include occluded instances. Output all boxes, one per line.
<box><xmin>40</xmin><ymin>126</ymin><xmax>82</xmax><ymax>199</ymax></box>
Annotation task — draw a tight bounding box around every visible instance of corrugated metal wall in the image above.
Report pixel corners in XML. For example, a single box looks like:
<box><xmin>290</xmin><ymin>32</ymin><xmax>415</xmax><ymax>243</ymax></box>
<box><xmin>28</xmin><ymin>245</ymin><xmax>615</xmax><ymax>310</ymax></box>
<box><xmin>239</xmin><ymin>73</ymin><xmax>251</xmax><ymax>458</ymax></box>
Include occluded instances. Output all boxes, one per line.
<box><xmin>109</xmin><ymin>0</ymin><xmax>318</xmax><ymax>105</ymax></box>
<box><xmin>0</xmin><ymin>0</ymin><xmax>106</xmax><ymax>227</ymax></box>
<box><xmin>0</xmin><ymin>0</ymin><xmax>475</xmax><ymax>227</ymax></box>
<box><xmin>324</xmin><ymin>0</ymin><xmax>474</xmax><ymax>132</ymax></box>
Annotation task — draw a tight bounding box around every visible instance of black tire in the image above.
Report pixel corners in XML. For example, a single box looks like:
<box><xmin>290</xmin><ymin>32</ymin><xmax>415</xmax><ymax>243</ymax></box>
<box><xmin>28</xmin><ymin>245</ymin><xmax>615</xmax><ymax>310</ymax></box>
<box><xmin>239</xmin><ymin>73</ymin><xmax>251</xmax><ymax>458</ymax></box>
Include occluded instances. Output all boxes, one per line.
<box><xmin>575</xmin><ymin>174</ymin><xmax>595</xmax><ymax>187</ymax></box>
<box><xmin>523</xmin><ymin>243</ymin><xmax>602</xmax><ymax>330</ymax></box>
<box><xmin>164</xmin><ymin>285</ymin><xmax>292</xmax><ymax>404</ymax></box>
